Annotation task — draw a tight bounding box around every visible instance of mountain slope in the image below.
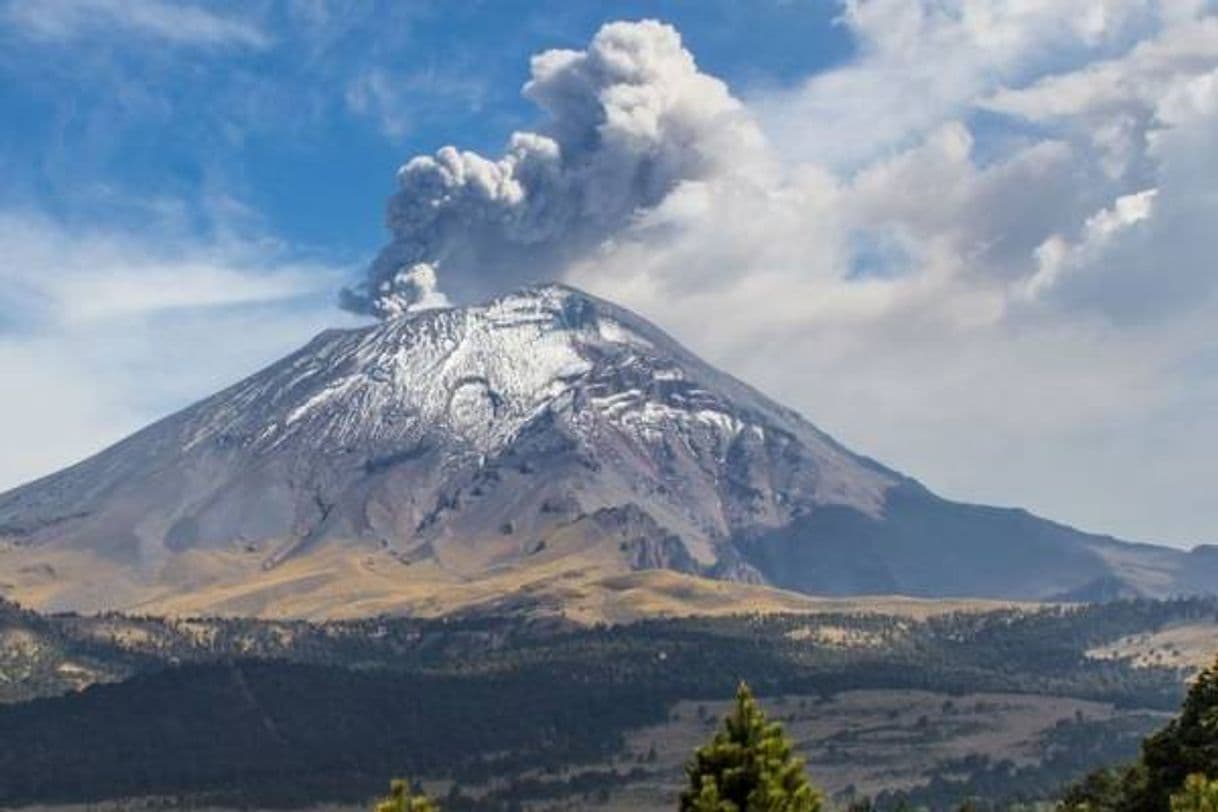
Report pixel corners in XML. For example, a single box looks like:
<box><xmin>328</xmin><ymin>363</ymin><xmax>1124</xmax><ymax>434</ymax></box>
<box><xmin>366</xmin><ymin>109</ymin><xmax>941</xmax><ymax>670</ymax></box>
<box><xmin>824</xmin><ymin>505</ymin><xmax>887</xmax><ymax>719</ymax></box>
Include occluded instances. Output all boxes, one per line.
<box><xmin>0</xmin><ymin>284</ymin><xmax>1209</xmax><ymax>617</ymax></box>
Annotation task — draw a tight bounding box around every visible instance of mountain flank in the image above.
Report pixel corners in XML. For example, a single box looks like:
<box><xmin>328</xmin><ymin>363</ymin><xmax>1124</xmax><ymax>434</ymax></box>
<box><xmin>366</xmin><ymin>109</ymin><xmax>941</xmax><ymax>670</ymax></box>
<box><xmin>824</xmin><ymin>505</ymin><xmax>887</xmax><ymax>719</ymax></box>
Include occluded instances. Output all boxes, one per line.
<box><xmin>0</xmin><ymin>284</ymin><xmax>1211</xmax><ymax>618</ymax></box>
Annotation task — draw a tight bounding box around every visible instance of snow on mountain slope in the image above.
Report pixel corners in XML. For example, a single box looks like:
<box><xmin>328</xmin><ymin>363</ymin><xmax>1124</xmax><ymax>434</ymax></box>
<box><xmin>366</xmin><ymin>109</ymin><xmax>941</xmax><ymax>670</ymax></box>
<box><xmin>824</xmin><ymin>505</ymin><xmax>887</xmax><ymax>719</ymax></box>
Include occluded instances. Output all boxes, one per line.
<box><xmin>0</xmin><ymin>284</ymin><xmax>1210</xmax><ymax>617</ymax></box>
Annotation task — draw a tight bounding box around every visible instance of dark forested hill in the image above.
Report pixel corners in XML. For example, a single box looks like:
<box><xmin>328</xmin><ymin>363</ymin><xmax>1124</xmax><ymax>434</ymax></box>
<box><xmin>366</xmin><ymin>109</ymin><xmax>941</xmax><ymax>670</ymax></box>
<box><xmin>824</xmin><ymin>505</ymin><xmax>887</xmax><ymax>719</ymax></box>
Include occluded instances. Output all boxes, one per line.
<box><xmin>0</xmin><ymin>597</ymin><xmax>1214</xmax><ymax>809</ymax></box>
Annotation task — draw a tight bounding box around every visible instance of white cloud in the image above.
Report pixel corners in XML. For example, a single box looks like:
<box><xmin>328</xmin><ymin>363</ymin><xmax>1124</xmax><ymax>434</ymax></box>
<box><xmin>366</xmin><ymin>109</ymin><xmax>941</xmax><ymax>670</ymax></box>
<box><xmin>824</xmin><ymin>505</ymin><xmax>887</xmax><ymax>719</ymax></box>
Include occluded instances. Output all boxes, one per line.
<box><xmin>0</xmin><ymin>213</ymin><xmax>340</xmax><ymax>325</ymax></box>
<box><xmin>3</xmin><ymin>0</ymin><xmax>268</xmax><ymax>48</ymax></box>
<box><xmin>52</xmin><ymin>264</ymin><xmax>324</xmax><ymax>323</ymax></box>
<box><xmin>345</xmin><ymin>67</ymin><xmax>487</xmax><ymax>139</ymax></box>
<box><xmin>541</xmin><ymin>8</ymin><xmax>1218</xmax><ymax>546</ymax></box>
<box><xmin>0</xmin><ymin>213</ymin><xmax>358</xmax><ymax>490</ymax></box>
<box><xmin>983</xmin><ymin>13</ymin><xmax>1218</xmax><ymax>178</ymax></box>
<box><xmin>754</xmin><ymin>0</ymin><xmax>1158</xmax><ymax>169</ymax></box>
<box><xmin>1022</xmin><ymin>187</ymin><xmax>1158</xmax><ymax>300</ymax></box>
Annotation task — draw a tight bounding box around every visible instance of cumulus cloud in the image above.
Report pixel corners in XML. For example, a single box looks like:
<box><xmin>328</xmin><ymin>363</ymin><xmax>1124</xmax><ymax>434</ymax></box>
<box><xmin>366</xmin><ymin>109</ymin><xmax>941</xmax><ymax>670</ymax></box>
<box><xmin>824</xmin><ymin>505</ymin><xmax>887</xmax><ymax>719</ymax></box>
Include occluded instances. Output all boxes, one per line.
<box><xmin>342</xmin><ymin>19</ymin><xmax>765</xmax><ymax>316</ymax></box>
<box><xmin>344</xmin><ymin>10</ymin><xmax>1218</xmax><ymax>544</ymax></box>
<box><xmin>1022</xmin><ymin>188</ymin><xmax>1158</xmax><ymax>302</ymax></box>
<box><xmin>755</xmin><ymin>0</ymin><xmax>1159</xmax><ymax>170</ymax></box>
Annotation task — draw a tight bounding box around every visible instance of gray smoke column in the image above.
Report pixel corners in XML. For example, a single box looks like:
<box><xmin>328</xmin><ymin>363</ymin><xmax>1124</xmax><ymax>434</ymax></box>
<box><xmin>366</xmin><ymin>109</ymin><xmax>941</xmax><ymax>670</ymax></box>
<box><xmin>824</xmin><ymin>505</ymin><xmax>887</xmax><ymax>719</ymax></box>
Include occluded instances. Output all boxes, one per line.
<box><xmin>342</xmin><ymin>19</ymin><xmax>764</xmax><ymax>318</ymax></box>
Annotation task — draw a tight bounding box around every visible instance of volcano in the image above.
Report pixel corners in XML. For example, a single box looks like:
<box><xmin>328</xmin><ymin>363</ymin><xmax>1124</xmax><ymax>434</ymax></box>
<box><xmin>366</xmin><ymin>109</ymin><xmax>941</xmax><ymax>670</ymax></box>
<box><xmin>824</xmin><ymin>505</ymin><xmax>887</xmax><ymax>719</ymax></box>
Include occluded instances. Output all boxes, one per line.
<box><xmin>0</xmin><ymin>284</ymin><xmax>1211</xmax><ymax>618</ymax></box>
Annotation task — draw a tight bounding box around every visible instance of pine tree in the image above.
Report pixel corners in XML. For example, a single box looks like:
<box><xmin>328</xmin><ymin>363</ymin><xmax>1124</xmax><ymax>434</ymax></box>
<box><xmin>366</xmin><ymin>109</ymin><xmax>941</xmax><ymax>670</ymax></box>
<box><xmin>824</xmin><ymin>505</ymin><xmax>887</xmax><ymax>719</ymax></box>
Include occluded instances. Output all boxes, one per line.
<box><xmin>1059</xmin><ymin>653</ymin><xmax>1218</xmax><ymax>811</ymax></box>
<box><xmin>1171</xmin><ymin>775</ymin><xmax>1218</xmax><ymax>812</ymax></box>
<box><xmin>680</xmin><ymin>682</ymin><xmax>823</xmax><ymax>812</ymax></box>
<box><xmin>1140</xmin><ymin>655</ymin><xmax>1218</xmax><ymax>809</ymax></box>
<box><xmin>374</xmin><ymin>778</ymin><xmax>439</xmax><ymax>812</ymax></box>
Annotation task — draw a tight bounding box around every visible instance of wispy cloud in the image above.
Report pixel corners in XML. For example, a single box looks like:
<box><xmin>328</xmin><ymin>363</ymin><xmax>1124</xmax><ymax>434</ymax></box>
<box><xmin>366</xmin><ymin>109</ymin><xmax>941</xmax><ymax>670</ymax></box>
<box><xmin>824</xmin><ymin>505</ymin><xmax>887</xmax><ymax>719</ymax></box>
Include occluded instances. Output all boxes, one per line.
<box><xmin>0</xmin><ymin>213</ymin><xmax>341</xmax><ymax>325</ymax></box>
<box><xmin>345</xmin><ymin>67</ymin><xmax>487</xmax><ymax>139</ymax></box>
<box><xmin>3</xmin><ymin>0</ymin><xmax>268</xmax><ymax>48</ymax></box>
<box><xmin>0</xmin><ymin>210</ymin><xmax>359</xmax><ymax>489</ymax></box>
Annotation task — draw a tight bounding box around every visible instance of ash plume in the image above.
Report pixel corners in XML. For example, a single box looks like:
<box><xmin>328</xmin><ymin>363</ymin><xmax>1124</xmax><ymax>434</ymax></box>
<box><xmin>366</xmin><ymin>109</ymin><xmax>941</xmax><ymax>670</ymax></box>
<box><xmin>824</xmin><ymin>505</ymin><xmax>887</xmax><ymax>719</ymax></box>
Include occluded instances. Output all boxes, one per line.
<box><xmin>341</xmin><ymin>19</ymin><xmax>763</xmax><ymax>318</ymax></box>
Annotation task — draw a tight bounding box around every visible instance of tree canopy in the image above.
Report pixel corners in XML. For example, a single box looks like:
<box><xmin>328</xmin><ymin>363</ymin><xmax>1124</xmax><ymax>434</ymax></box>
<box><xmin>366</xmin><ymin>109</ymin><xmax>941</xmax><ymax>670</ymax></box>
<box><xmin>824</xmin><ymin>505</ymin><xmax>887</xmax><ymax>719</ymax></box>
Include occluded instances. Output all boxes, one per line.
<box><xmin>1172</xmin><ymin>775</ymin><xmax>1218</xmax><ymax>812</ymax></box>
<box><xmin>374</xmin><ymin>779</ymin><xmax>438</xmax><ymax>812</ymax></box>
<box><xmin>680</xmin><ymin>682</ymin><xmax>823</xmax><ymax>812</ymax></box>
<box><xmin>1141</xmin><ymin>655</ymin><xmax>1218</xmax><ymax>808</ymax></box>
<box><xmin>1062</xmin><ymin>654</ymin><xmax>1218</xmax><ymax>812</ymax></box>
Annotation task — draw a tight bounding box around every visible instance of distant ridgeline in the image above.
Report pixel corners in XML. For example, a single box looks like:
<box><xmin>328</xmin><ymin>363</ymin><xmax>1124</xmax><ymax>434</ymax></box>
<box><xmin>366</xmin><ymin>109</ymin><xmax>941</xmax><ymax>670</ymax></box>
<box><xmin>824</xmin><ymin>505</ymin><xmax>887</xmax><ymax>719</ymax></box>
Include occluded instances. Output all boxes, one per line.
<box><xmin>0</xmin><ymin>596</ymin><xmax>1216</xmax><ymax>809</ymax></box>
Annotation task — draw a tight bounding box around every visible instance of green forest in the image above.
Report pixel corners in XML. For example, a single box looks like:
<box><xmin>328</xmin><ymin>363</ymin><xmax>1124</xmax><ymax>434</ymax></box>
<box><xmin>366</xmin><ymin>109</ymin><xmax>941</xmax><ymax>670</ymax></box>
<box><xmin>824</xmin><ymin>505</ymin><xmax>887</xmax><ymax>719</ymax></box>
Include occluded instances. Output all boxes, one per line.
<box><xmin>1</xmin><ymin>596</ymin><xmax>1215</xmax><ymax>810</ymax></box>
<box><xmin>375</xmin><ymin>662</ymin><xmax>1218</xmax><ymax>812</ymax></box>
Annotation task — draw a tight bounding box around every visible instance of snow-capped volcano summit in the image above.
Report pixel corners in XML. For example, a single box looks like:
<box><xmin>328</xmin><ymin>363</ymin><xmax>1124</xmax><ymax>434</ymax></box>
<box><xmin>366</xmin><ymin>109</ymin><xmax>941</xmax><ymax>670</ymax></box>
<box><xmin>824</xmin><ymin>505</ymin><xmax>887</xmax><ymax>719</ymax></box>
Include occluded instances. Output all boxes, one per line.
<box><xmin>175</xmin><ymin>282</ymin><xmax>892</xmax><ymax>505</ymax></box>
<box><xmin>0</xmin><ymin>285</ymin><xmax>1211</xmax><ymax>617</ymax></box>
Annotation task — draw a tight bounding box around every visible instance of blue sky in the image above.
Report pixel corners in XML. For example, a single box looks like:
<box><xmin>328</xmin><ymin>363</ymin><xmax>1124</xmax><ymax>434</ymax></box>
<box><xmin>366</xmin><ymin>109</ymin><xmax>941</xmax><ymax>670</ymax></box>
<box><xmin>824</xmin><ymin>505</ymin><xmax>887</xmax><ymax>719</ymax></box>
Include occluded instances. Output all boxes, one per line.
<box><xmin>0</xmin><ymin>1</ymin><xmax>851</xmax><ymax>264</ymax></box>
<box><xmin>0</xmin><ymin>0</ymin><xmax>857</xmax><ymax>492</ymax></box>
<box><xmin>1</xmin><ymin>0</ymin><xmax>1217</xmax><ymax>548</ymax></box>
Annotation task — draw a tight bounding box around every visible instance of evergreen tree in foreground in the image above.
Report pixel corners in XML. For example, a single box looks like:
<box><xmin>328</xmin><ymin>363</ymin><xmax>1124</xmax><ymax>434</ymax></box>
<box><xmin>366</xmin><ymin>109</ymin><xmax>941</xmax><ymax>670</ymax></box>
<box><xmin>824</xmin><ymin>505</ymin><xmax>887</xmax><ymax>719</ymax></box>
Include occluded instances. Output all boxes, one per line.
<box><xmin>680</xmin><ymin>682</ymin><xmax>823</xmax><ymax>812</ymax></box>
<box><xmin>1141</xmin><ymin>655</ymin><xmax>1218</xmax><ymax>809</ymax></box>
<box><xmin>1172</xmin><ymin>775</ymin><xmax>1218</xmax><ymax>812</ymax></box>
<box><xmin>1060</xmin><ymin>653</ymin><xmax>1218</xmax><ymax>811</ymax></box>
<box><xmin>374</xmin><ymin>779</ymin><xmax>438</xmax><ymax>812</ymax></box>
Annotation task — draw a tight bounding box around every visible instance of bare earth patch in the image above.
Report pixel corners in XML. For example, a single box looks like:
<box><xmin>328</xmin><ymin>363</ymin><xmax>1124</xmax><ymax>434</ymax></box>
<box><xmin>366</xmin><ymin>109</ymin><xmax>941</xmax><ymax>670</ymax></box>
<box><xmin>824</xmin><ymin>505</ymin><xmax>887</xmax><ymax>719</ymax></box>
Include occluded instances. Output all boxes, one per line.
<box><xmin>0</xmin><ymin>541</ymin><xmax>1032</xmax><ymax>624</ymax></box>
<box><xmin>1088</xmin><ymin>620</ymin><xmax>1218</xmax><ymax>673</ymax></box>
